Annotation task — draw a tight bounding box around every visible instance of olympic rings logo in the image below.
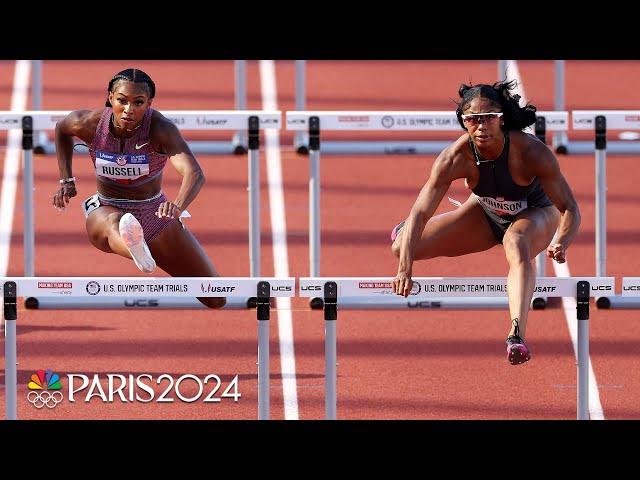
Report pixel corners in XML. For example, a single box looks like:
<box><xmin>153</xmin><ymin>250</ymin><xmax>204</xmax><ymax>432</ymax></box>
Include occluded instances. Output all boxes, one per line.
<box><xmin>27</xmin><ymin>390</ymin><xmax>63</xmax><ymax>409</ymax></box>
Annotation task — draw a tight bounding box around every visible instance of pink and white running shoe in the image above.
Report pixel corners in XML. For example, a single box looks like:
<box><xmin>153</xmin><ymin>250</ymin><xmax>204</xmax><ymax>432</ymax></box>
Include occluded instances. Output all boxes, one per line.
<box><xmin>506</xmin><ymin>335</ymin><xmax>531</xmax><ymax>365</ymax></box>
<box><xmin>390</xmin><ymin>220</ymin><xmax>405</xmax><ymax>242</ymax></box>
<box><xmin>118</xmin><ymin>213</ymin><xmax>156</xmax><ymax>274</ymax></box>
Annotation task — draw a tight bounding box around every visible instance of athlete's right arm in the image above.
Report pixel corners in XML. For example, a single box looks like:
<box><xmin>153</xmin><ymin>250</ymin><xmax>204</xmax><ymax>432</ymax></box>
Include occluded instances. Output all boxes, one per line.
<box><xmin>52</xmin><ymin>110</ymin><xmax>94</xmax><ymax>209</ymax></box>
<box><xmin>392</xmin><ymin>148</ymin><xmax>460</xmax><ymax>297</ymax></box>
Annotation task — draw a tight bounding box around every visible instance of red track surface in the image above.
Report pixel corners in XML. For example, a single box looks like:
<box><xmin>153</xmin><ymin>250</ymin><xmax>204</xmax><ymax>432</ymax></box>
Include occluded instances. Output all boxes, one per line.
<box><xmin>1</xmin><ymin>60</ymin><xmax>639</xmax><ymax>419</ymax></box>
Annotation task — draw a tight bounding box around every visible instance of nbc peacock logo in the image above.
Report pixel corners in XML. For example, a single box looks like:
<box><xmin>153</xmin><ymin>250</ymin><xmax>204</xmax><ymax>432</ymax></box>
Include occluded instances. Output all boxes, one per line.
<box><xmin>27</xmin><ymin>369</ymin><xmax>64</xmax><ymax>409</ymax></box>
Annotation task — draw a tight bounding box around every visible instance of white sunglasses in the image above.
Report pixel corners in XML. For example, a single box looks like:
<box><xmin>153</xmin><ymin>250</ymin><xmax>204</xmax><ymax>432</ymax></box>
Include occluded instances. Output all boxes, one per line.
<box><xmin>461</xmin><ymin>112</ymin><xmax>503</xmax><ymax>125</ymax></box>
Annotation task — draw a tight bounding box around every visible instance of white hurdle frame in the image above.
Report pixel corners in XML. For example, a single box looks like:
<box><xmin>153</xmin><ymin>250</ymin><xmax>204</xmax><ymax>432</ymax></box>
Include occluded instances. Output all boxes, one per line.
<box><xmin>287</xmin><ymin>110</ymin><xmax>569</xmax><ymax>309</ymax></box>
<box><xmin>552</xmin><ymin>60</ymin><xmax>569</xmax><ymax>154</ymax></box>
<box><xmin>2</xmin><ymin>276</ymin><xmax>295</xmax><ymax>420</ymax></box>
<box><xmin>294</xmin><ymin>60</ymin><xmax>570</xmax><ymax>155</ymax></box>
<box><xmin>300</xmin><ymin>276</ymin><xmax>614</xmax><ymax>420</ymax></box>
<box><xmin>0</xmin><ymin>110</ymin><xmax>281</xmax><ymax>309</ymax></box>
<box><xmin>30</xmin><ymin>60</ymin><xmax>250</xmax><ymax>155</ymax></box>
<box><xmin>573</xmin><ymin>111</ymin><xmax>640</xmax><ymax>308</ymax></box>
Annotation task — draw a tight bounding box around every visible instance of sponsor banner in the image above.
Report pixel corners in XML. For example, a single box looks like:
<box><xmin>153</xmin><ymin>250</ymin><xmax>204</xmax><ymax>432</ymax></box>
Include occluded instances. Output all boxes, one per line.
<box><xmin>573</xmin><ymin>110</ymin><xmax>640</xmax><ymax>130</ymax></box>
<box><xmin>298</xmin><ymin>277</ymin><xmax>615</xmax><ymax>298</ymax></box>
<box><xmin>0</xmin><ymin>111</ymin><xmax>77</xmax><ymax>130</ymax></box>
<box><xmin>286</xmin><ymin>111</ymin><xmax>458</xmax><ymax>131</ymax></box>
<box><xmin>285</xmin><ymin>111</ymin><xmax>567</xmax><ymax>131</ymax></box>
<box><xmin>2</xmin><ymin>277</ymin><xmax>295</xmax><ymax>297</ymax></box>
<box><xmin>0</xmin><ymin>111</ymin><xmax>281</xmax><ymax>131</ymax></box>
<box><xmin>536</xmin><ymin>111</ymin><xmax>568</xmax><ymax>131</ymax></box>
<box><xmin>0</xmin><ymin>115</ymin><xmax>21</xmax><ymax>128</ymax></box>
<box><xmin>622</xmin><ymin>277</ymin><xmax>640</xmax><ymax>296</ymax></box>
<box><xmin>162</xmin><ymin>111</ymin><xmax>281</xmax><ymax>130</ymax></box>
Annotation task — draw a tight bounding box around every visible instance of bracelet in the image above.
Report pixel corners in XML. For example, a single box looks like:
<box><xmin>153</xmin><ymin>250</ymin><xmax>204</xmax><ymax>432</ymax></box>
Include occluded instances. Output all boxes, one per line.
<box><xmin>59</xmin><ymin>177</ymin><xmax>76</xmax><ymax>185</ymax></box>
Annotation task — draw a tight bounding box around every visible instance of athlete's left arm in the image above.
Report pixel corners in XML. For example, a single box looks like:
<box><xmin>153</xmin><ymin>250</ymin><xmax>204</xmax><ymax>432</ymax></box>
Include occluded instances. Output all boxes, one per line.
<box><xmin>527</xmin><ymin>141</ymin><xmax>581</xmax><ymax>263</ymax></box>
<box><xmin>155</xmin><ymin>119</ymin><xmax>205</xmax><ymax>218</ymax></box>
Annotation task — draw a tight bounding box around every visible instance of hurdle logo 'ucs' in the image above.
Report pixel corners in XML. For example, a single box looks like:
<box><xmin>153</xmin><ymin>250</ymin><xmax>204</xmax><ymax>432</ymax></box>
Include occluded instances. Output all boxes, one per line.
<box><xmin>27</xmin><ymin>369</ymin><xmax>63</xmax><ymax>409</ymax></box>
<box><xmin>86</xmin><ymin>281</ymin><xmax>101</xmax><ymax>295</ymax></box>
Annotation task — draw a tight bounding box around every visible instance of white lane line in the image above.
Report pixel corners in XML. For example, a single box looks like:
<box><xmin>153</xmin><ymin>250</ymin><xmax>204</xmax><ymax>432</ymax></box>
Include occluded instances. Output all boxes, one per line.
<box><xmin>259</xmin><ymin>60</ymin><xmax>299</xmax><ymax>420</ymax></box>
<box><xmin>0</xmin><ymin>60</ymin><xmax>31</xmax><ymax>276</ymax></box>
<box><xmin>510</xmin><ymin>59</ymin><xmax>604</xmax><ymax>419</ymax></box>
<box><xmin>504</xmin><ymin>60</ymin><xmax>533</xmax><ymax>135</ymax></box>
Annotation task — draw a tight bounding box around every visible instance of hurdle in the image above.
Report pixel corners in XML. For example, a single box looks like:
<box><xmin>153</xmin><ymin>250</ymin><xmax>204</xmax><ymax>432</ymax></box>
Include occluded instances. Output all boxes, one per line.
<box><xmin>559</xmin><ymin>101</ymin><xmax>640</xmax><ymax>155</ymax></box>
<box><xmin>30</xmin><ymin>60</ymin><xmax>251</xmax><ymax>155</ymax></box>
<box><xmin>621</xmin><ymin>277</ymin><xmax>640</xmax><ymax>296</ymax></box>
<box><xmin>0</xmin><ymin>110</ymin><xmax>281</xmax><ymax>309</ymax></box>
<box><xmin>286</xmin><ymin>110</ymin><xmax>569</xmax><ymax>309</ymax></box>
<box><xmin>293</xmin><ymin>60</ymin><xmax>570</xmax><ymax>155</ymax></box>
<box><xmin>573</xmin><ymin>111</ymin><xmax>640</xmax><ymax>308</ymax></box>
<box><xmin>2</xmin><ymin>276</ymin><xmax>295</xmax><ymax>420</ymax></box>
<box><xmin>299</xmin><ymin>276</ymin><xmax>613</xmax><ymax>420</ymax></box>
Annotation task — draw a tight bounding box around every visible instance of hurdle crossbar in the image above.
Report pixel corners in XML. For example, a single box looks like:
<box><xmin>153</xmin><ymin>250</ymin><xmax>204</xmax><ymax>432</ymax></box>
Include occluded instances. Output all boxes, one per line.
<box><xmin>29</xmin><ymin>60</ymin><xmax>252</xmax><ymax>155</ymax></box>
<box><xmin>563</xmin><ymin>109</ymin><xmax>640</xmax><ymax>154</ymax></box>
<box><xmin>2</xmin><ymin>276</ymin><xmax>295</xmax><ymax>420</ymax></box>
<box><xmin>300</xmin><ymin>276</ymin><xmax>613</xmax><ymax>420</ymax></box>
<box><xmin>288</xmin><ymin>111</ymin><xmax>568</xmax><ymax>309</ymax></box>
<box><xmin>573</xmin><ymin>111</ymin><xmax>640</xmax><ymax>308</ymax></box>
<box><xmin>293</xmin><ymin>60</ymin><xmax>570</xmax><ymax>154</ymax></box>
<box><xmin>1</xmin><ymin>111</ymin><xmax>281</xmax><ymax>310</ymax></box>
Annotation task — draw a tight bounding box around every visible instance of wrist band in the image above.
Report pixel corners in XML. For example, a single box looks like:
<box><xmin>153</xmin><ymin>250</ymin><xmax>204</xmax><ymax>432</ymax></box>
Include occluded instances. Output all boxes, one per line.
<box><xmin>59</xmin><ymin>177</ymin><xmax>76</xmax><ymax>185</ymax></box>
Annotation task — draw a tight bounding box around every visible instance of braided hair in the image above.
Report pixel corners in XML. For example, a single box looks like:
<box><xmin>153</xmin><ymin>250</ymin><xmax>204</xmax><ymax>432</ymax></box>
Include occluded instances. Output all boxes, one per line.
<box><xmin>455</xmin><ymin>79</ymin><xmax>536</xmax><ymax>131</ymax></box>
<box><xmin>105</xmin><ymin>68</ymin><xmax>156</xmax><ymax>107</ymax></box>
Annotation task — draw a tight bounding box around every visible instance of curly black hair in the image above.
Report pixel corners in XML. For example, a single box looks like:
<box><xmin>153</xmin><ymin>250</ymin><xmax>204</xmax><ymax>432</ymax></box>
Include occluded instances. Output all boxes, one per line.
<box><xmin>455</xmin><ymin>79</ymin><xmax>536</xmax><ymax>131</ymax></box>
<box><xmin>105</xmin><ymin>68</ymin><xmax>156</xmax><ymax>107</ymax></box>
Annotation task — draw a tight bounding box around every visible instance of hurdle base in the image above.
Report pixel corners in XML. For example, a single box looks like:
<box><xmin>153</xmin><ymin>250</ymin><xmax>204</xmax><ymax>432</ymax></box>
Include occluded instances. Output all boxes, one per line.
<box><xmin>317</xmin><ymin>140</ymin><xmax>640</xmax><ymax>156</ymax></box>
<box><xmin>309</xmin><ymin>297</ymin><xmax>324</xmax><ymax>310</ymax></box>
<box><xmin>560</xmin><ymin>140</ymin><xmax>640</xmax><ymax>155</ymax></box>
<box><xmin>596</xmin><ymin>295</ymin><xmax>640</xmax><ymax>309</ymax></box>
<box><xmin>311</xmin><ymin>296</ymin><xmax>511</xmax><ymax>310</ymax></box>
<box><xmin>25</xmin><ymin>296</ymin><xmax>256</xmax><ymax>310</ymax></box>
<box><xmin>532</xmin><ymin>296</ymin><xmax>547</xmax><ymax>310</ymax></box>
<box><xmin>319</xmin><ymin>140</ymin><xmax>453</xmax><ymax>155</ymax></box>
<box><xmin>310</xmin><ymin>295</ymin><xmax>548</xmax><ymax>310</ymax></box>
<box><xmin>233</xmin><ymin>144</ymin><xmax>249</xmax><ymax>155</ymax></box>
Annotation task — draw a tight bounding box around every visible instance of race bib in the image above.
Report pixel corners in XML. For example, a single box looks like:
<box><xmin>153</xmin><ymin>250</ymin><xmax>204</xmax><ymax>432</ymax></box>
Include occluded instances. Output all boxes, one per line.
<box><xmin>95</xmin><ymin>151</ymin><xmax>150</xmax><ymax>180</ymax></box>
<box><xmin>478</xmin><ymin>196</ymin><xmax>528</xmax><ymax>216</ymax></box>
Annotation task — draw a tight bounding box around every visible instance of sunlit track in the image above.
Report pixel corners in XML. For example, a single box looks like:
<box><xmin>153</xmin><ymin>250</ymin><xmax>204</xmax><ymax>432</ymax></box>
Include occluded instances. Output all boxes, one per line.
<box><xmin>2</xmin><ymin>60</ymin><xmax>638</xmax><ymax>420</ymax></box>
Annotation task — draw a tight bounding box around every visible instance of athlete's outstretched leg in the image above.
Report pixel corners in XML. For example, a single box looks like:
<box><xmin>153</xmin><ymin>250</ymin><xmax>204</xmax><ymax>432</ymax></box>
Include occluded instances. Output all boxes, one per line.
<box><xmin>85</xmin><ymin>206</ymin><xmax>131</xmax><ymax>256</ymax></box>
<box><xmin>150</xmin><ymin>221</ymin><xmax>226</xmax><ymax>309</ymax></box>
<box><xmin>85</xmin><ymin>206</ymin><xmax>156</xmax><ymax>273</ymax></box>
<box><xmin>502</xmin><ymin>206</ymin><xmax>560</xmax><ymax>364</ymax></box>
<box><xmin>391</xmin><ymin>195</ymin><xmax>498</xmax><ymax>261</ymax></box>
